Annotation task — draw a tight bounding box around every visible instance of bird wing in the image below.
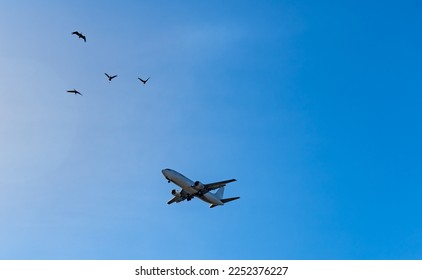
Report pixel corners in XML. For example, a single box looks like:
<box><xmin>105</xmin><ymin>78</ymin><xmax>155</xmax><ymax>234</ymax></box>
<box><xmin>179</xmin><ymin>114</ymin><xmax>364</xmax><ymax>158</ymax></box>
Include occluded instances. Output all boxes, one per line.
<box><xmin>105</xmin><ymin>73</ymin><xmax>110</xmax><ymax>78</ymax></box>
<box><xmin>138</xmin><ymin>77</ymin><xmax>149</xmax><ymax>83</ymax></box>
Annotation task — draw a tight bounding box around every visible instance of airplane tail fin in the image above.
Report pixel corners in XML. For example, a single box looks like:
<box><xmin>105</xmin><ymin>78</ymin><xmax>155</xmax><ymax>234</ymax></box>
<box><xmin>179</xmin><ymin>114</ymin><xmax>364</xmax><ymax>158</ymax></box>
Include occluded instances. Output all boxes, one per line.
<box><xmin>210</xmin><ymin>187</ymin><xmax>240</xmax><ymax>208</ymax></box>
<box><xmin>215</xmin><ymin>187</ymin><xmax>225</xmax><ymax>199</ymax></box>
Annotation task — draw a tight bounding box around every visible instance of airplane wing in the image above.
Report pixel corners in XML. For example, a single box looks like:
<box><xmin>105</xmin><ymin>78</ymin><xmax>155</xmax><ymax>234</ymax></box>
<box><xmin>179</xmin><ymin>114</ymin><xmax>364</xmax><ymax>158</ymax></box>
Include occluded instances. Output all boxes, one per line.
<box><xmin>167</xmin><ymin>189</ymin><xmax>192</xmax><ymax>204</ymax></box>
<box><xmin>167</xmin><ymin>196</ymin><xmax>185</xmax><ymax>204</ymax></box>
<box><xmin>204</xmin><ymin>179</ymin><xmax>236</xmax><ymax>191</ymax></box>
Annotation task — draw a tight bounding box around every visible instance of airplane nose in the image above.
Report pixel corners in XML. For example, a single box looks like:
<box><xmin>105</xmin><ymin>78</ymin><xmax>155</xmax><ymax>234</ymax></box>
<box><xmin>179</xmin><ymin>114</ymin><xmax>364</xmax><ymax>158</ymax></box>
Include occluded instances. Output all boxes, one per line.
<box><xmin>162</xmin><ymin>169</ymin><xmax>173</xmax><ymax>182</ymax></box>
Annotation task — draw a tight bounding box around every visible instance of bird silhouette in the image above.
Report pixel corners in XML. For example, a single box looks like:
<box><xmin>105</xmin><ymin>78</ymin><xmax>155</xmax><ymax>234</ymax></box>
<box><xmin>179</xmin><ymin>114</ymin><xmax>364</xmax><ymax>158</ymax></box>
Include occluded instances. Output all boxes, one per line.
<box><xmin>67</xmin><ymin>89</ymin><xmax>82</xmax><ymax>96</ymax></box>
<box><xmin>105</xmin><ymin>73</ymin><xmax>117</xmax><ymax>81</ymax></box>
<box><xmin>72</xmin><ymin>31</ymin><xmax>86</xmax><ymax>42</ymax></box>
<box><xmin>138</xmin><ymin>77</ymin><xmax>150</xmax><ymax>84</ymax></box>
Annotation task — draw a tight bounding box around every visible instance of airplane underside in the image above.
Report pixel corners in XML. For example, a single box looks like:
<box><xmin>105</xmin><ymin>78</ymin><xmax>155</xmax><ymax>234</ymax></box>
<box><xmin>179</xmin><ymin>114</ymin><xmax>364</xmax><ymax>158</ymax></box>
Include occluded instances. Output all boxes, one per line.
<box><xmin>163</xmin><ymin>168</ymin><xmax>239</xmax><ymax>208</ymax></box>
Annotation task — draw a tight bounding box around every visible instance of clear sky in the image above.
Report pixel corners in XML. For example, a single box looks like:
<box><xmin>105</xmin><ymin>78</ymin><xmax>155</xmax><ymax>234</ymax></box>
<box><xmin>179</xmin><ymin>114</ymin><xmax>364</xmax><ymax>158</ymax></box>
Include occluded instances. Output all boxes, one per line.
<box><xmin>0</xmin><ymin>0</ymin><xmax>421</xmax><ymax>260</ymax></box>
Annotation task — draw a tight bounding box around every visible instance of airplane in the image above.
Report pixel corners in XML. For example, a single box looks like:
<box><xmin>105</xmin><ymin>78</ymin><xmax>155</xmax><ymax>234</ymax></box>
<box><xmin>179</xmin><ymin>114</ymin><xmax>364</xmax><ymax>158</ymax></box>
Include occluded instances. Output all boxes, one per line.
<box><xmin>162</xmin><ymin>168</ymin><xmax>239</xmax><ymax>208</ymax></box>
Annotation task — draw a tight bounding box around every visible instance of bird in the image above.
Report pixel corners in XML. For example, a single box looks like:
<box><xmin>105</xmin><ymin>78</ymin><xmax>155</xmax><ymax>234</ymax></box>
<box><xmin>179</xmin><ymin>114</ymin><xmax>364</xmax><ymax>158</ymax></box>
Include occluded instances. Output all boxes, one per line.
<box><xmin>138</xmin><ymin>77</ymin><xmax>150</xmax><ymax>84</ymax></box>
<box><xmin>105</xmin><ymin>73</ymin><xmax>117</xmax><ymax>82</ymax></box>
<box><xmin>72</xmin><ymin>31</ymin><xmax>86</xmax><ymax>42</ymax></box>
<box><xmin>67</xmin><ymin>89</ymin><xmax>82</xmax><ymax>96</ymax></box>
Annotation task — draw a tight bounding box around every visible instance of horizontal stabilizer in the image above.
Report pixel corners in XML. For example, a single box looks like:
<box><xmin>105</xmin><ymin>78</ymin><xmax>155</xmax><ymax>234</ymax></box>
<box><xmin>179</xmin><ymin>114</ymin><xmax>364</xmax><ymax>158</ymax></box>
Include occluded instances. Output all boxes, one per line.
<box><xmin>221</xmin><ymin>197</ymin><xmax>240</xmax><ymax>204</ymax></box>
<box><xmin>210</xmin><ymin>197</ymin><xmax>240</xmax><ymax>208</ymax></box>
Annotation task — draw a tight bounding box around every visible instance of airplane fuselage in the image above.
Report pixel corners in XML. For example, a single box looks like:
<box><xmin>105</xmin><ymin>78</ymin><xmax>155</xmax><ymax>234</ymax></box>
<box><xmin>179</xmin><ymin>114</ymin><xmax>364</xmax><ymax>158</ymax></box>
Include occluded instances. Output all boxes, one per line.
<box><xmin>162</xmin><ymin>169</ymin><xmax>224</xmax><ymax>206</ymax></box>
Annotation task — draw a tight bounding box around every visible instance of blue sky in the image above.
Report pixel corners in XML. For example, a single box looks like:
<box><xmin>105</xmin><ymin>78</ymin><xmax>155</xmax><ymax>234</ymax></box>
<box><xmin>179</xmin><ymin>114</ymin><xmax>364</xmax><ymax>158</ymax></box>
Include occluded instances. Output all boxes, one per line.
<box><xmin>0</xmin><ymin>0</ymin><xmax>421</xmax><ymax>259</ymax></box>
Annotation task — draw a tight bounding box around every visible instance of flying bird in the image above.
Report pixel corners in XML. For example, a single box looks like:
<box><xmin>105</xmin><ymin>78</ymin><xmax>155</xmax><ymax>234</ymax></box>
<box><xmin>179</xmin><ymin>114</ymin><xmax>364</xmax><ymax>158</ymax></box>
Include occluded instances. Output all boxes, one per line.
<box><xmin>105</xmin><ymin>73</ymin><xmax>117</xmax><ymax>81</ymax></box>
<box><xmin>72</xmin><ymin>31</ymin><xmax>86</xmax><ymax>42</ymax></box>
<box><xmin>138</xmin><ymin>77</ymin><xmax>150</xmax><ymax>84</ymax></box>
<box><xmin>67</xmin><ymin>89</ymin><xmax>82</xmax><ymax>96</ymax></box>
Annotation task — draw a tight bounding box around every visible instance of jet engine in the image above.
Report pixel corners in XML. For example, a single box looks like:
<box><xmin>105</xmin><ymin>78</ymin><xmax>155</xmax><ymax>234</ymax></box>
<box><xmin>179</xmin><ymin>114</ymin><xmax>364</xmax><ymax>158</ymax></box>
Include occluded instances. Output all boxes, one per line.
<box><xmin>193</xmin><ymin>181</ymin><xmax>205</xmax><ymax>189</ymax></box>
<box><xmin>171</xmin><ymin>189</ymin><xmax>181</xmax><ymax>197</ymax></box>
<box><xmin>172</xmin><ymin>189</ymin><xmax>191</xmax><ymax>199</ymax></box>
<box><xmin>192</xmin><ymin>181</ymin><xmax>208</xmax><ymax>197</ymax></box>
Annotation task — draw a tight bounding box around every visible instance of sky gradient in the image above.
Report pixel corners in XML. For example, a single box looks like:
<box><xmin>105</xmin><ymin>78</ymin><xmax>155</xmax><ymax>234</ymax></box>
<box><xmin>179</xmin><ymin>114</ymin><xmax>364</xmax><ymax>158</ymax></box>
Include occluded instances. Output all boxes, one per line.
<box><xmin>0</xmin><ymin>0</ymin><xmax>422</xmax><ymax>259</ymax></box>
